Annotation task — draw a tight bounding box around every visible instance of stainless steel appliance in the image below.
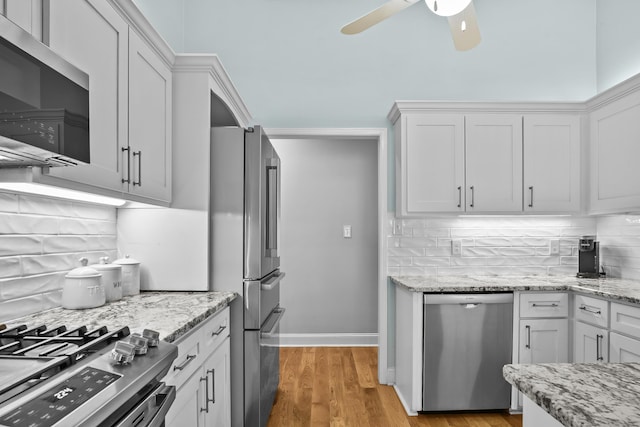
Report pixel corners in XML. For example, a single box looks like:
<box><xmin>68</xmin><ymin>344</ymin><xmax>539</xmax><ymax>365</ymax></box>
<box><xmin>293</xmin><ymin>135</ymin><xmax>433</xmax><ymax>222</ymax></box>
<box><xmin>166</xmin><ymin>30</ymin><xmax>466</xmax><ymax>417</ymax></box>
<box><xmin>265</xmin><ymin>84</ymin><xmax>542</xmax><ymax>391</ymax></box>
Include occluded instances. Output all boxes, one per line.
<box><xmin>210</xmin><ymin>126</ymin><xmax>285</xmax><ymax>427</ymax></box>
<box><xmin>0</xmin><ymin>323</ymin><xmax>177</xmax><ymax>426</ymax></box>
<box><xmin>578</xmin><ymin>236</ymin><xmax>600</xmax><ymax>278</ymax></box>
<box><xmin>422</xmin><ymin>293</ymin><xmax>513</xmax><ymax>411</ymax></box>
<box><xmin>0</xmin><ymin>16</ymin><xmax>89</xmax><ymax>167</ymax></box>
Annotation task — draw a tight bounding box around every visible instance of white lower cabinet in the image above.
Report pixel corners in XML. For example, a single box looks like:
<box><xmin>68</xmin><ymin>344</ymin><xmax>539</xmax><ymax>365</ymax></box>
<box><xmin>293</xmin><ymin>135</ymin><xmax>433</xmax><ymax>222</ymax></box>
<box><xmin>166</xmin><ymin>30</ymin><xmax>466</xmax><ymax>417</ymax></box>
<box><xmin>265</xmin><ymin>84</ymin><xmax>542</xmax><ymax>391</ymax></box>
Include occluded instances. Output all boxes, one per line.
<box><xmin>609</xmin><ymin>302</ymin><xmax>640</xmax><ymax>363</ymax></box>
<box><xmin>518</xmin><ymin>319</ymin><xmax>569</xmax><ymax>364</ymax></box>
<box><xmin>165</xmin><ymin>307</ymin><xmax>231</xmax><ymax>427</ymax></box>
<box><xmin>609</xmin><ymin>332</ymin><xmax>640</xmax><ymax>362</ymax></box>
<box><xmin>573</xmin><ymin>321</ymin><xmax>608</xmax><ymax>363</ymax></box>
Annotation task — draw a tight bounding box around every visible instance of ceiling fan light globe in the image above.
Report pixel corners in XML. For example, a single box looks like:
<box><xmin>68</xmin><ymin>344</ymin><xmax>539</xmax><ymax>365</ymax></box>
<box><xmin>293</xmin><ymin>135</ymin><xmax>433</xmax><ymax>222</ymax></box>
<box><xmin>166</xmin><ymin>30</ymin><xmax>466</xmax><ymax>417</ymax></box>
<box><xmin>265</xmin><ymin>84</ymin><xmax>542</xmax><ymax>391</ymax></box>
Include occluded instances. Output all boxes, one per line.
<box><xmin>425</xmin><ymin>0</ymin><xmax>472</xmax><ymax>17</ymax></box>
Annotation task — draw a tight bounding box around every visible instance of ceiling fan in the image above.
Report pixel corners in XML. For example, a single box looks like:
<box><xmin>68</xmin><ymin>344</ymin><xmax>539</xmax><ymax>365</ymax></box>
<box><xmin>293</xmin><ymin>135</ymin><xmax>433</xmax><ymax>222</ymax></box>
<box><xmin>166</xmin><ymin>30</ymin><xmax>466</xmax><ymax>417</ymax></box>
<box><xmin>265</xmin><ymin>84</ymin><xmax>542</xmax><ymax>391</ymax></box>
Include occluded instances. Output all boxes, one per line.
<box><xmin>341</xmin><ymin>0</ymin><xmax>481</xmax><ymax>51</ymax></box>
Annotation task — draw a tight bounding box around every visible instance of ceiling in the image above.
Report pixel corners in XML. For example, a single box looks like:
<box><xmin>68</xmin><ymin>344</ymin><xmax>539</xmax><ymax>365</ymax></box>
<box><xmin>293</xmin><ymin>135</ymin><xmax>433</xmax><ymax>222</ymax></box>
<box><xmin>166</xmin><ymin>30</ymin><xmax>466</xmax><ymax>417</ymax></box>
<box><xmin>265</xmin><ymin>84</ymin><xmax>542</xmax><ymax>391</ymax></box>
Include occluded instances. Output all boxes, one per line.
<box><xmin>135</xmin><ymin>0</ymin><xmax>640</xmax><ymax>129</ymax></box>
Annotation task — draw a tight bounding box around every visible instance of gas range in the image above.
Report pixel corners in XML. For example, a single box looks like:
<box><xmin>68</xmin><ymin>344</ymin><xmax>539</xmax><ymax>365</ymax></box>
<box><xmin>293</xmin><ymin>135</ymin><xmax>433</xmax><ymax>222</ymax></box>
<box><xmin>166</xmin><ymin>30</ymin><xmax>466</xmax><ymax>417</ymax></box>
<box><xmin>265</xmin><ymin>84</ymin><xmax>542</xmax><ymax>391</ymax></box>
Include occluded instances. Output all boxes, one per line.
<box><xmin>0</xmin><ymin>323</ymin><xmax>178</xmax><ymax>427</ymax></box>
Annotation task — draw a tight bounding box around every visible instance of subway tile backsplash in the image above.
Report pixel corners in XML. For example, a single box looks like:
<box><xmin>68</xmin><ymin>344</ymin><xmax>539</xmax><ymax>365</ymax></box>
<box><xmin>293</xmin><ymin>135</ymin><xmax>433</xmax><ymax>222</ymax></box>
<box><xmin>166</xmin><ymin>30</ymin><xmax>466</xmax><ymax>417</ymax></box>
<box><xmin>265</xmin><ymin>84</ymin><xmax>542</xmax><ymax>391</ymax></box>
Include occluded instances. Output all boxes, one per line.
<box><xmin>0</xmin><ymin>192</ymin><xmax>117</xmax><ymax>322</ymax></box>
<box><xmin>387</xmin><ymin>216</ymin><xmax>596</xmax><ymax>277</ymax></box>
<box><xmin>597</xmin><ymin>215</ymin><xmax>640</xmax><ymax>280</ymax></box>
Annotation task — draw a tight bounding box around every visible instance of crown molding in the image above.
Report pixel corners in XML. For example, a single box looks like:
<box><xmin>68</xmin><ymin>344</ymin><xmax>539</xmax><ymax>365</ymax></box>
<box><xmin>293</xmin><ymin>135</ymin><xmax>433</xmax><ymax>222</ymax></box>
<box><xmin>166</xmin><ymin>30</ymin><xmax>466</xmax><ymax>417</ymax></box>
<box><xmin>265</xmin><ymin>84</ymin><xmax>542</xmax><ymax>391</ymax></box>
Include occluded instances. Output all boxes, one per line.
<box><xmin>586</xmin><ymin>73</ymin><xmax>640</xmax><ymax>112</ymax></box>
<box><xmin>110</xmin><ymin>0</ymin><xmax>175</xmax><ymax>68</ymax></box>
<box><xmin>174</xmin><ymin>54</ymin><xmax>253</xmax><ymax>127</ymax></box>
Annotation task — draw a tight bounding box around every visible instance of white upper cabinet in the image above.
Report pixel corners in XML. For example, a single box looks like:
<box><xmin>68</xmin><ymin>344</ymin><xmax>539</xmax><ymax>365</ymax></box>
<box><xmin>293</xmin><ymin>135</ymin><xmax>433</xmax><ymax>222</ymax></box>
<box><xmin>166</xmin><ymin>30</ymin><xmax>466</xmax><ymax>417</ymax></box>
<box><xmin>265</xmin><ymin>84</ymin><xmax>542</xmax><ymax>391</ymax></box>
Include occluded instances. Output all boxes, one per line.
<box><xmin>398</xmin><ymin>114</ymin><xmax>465</xmax><ymax>213</ymax></box>
<box><xmin>3</xmin><ymin>0</ymin><xmax>43</xmax><ymax>40</ymax></box>
<box><xmin>589</xmin><ymin>85</ymin><xmax>640</xmax><ymax>214</ymax></box>
<box><xmin>523</xmin><ymin>115</ymin><xmax>581</xmax><ymax>213</ymax></box>
<box><xmin>127</xmin><ymin>28</ymin><xmax>172</xmax><ymax>202</ymax></box>
<box><xmin>43</xmin><ymin>0</ymin><xmax>173</xmax><ymax>204</ymax></box>
<box><xmin>46</xmin><ymin>0</ymin><xmax>129</xmax><ymax>194</ymax></box>
<box><xmin>391</xmin><ymin>103</ymin><xmax>583</xmax><ymax>216</ymax></box>
<box><xmin>465</xmin><ymin>114</ymin><xmax>523</xmax><ymax>212</ymax></box>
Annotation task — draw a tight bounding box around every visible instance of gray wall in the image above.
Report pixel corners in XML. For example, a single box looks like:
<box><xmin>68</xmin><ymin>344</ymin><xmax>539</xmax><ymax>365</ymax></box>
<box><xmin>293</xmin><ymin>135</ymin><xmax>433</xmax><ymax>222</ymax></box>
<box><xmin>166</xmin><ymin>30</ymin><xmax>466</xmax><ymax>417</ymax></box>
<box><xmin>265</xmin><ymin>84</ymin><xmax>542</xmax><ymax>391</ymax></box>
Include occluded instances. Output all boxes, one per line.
<box><xmin>271</xmin><ymin>138</ymin><xmax>378</xmax><ymax>335</ymax></box>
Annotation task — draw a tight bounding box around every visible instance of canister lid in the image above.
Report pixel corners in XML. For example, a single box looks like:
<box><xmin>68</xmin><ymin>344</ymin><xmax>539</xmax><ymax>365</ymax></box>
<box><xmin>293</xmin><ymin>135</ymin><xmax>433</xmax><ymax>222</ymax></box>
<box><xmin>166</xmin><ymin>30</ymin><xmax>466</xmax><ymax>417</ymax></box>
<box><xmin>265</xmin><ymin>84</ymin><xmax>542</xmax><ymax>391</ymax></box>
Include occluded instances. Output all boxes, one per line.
<box><xmin>66</xmin><ymin>257</ymin><xmax>101</xmax><ymax>278</ymax></box>
<box><xmin>113</xmin><ymin>255</ymin><xmax>140</xmax><ymax>266</ymax></box>
<box><xmin>90</xmin><ymin>256</ymin><xmax>122</xmax><ymax>271</ymax></box>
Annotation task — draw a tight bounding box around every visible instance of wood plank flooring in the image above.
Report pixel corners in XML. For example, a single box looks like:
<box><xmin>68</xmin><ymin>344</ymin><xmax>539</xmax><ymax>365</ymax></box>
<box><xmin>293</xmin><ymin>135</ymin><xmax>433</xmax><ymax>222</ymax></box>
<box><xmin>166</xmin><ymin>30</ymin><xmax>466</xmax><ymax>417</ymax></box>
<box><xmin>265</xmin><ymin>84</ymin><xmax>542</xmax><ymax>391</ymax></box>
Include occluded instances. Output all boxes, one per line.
<box><xmin>267</xmin><ymin>347</ymin><xmax>522</xmax><ymax>427</ymax></box>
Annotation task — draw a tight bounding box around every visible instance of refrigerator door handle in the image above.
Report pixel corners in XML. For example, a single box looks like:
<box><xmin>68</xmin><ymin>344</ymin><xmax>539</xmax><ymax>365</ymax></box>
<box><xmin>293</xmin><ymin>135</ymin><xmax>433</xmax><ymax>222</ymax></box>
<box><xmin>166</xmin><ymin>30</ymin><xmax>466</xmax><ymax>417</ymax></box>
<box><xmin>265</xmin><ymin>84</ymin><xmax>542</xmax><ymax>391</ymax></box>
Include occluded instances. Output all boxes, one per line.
<box><xmin>262</xmin><ymin>272</ymin><xmax>286</xmax><ymax>291</ymax></box>
<box><xmin>261</xmin><ymin>307</ymin><xmax>286</xmax><ymax>338</ymax></box>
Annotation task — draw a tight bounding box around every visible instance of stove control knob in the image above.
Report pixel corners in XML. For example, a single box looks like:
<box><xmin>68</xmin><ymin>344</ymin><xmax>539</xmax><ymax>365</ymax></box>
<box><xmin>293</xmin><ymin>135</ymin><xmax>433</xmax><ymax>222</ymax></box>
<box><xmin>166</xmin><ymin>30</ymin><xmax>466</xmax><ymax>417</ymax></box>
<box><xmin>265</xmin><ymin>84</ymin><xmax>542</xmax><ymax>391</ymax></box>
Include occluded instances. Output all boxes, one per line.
<box><xmin>129</xmin><ymin>333</ymin><xmax>149</xmax><ymax>355</ymax></box>
<box><xmin>142</xmin><ymin>329</ymin><xmax>160</xmax><ymax>347</ymax></box>
<box><xmin>110</xmin><ymin>341</ymin><xmax>136</xmax><ymax>364</ymax></box>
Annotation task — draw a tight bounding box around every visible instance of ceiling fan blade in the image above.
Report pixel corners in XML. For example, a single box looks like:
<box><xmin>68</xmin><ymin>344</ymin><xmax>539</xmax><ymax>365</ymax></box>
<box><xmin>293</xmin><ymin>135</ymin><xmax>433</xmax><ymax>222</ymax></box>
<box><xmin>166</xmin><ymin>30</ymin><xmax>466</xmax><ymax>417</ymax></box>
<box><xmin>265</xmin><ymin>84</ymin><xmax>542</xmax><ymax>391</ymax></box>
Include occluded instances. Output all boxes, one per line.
<box><xmin>447</xmin><ymin>1</ymin><xmax>481</xmax><ymax>51</ymax></box>
<box><xmin>341</xmin><ymin>0</ymin><xmax>419</xmax><ymax>35</ymax></box>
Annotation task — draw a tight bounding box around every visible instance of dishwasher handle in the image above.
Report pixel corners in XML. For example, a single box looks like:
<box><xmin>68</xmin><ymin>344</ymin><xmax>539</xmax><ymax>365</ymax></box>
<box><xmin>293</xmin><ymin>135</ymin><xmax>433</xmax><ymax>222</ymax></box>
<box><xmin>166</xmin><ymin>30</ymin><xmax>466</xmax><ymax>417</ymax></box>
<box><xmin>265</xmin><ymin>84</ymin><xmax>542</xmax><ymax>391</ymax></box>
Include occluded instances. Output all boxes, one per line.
<box><xmin>424</xmin><ymin>293</ymin><xmax>513</xmax><ymax>305</ymax></box>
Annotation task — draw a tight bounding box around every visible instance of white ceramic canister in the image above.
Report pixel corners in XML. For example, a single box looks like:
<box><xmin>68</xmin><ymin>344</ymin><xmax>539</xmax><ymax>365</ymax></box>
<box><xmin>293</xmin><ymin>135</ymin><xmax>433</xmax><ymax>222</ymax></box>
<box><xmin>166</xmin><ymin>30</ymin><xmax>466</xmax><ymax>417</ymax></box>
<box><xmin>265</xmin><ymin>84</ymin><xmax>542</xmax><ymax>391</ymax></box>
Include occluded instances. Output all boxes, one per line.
<box><xmin>114</xmin><ymin>255</ymin><xmax>141</xmax><ymax>296</ymax></box>
<box><xmin>90</xmin><ymin>257</ymin><xmax>123</xmax><ymax>302</ymax></box>
<box><xmin>62</xmin><ymin>257</ymin><xmax>105</xmax><ymax>309</ymax></box>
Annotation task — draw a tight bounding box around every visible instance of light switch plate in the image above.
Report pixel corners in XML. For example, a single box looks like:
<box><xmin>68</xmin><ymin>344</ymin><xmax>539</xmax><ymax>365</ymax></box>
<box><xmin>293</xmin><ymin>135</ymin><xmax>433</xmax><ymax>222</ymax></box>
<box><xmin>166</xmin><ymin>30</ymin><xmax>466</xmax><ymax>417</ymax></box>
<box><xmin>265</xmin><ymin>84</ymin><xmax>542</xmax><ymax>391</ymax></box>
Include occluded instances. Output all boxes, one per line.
<box><xmin>343</xmin><ymin>225</ymin><xmax>352</xmax><ymax>238</ymax></box>
<box><xmin>550</xmin><ymin>239</ymin><xmax>560</xmax><ymax>255</ymax></box>
<box><xmin>392</xmin><ymin>219</ymin><xmax>403</xmax><ymax>236</ymax></box>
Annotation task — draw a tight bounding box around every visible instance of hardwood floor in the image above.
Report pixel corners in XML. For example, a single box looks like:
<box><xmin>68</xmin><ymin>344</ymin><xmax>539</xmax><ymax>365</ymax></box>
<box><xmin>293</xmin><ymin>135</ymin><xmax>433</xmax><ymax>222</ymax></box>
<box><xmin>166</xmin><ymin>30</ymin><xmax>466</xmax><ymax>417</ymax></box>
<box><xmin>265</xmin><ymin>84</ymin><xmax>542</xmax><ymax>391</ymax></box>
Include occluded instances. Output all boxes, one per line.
<box><xmin>267</xmin><ymin>347</ymin><xmax>522</xmax><ymax>427</ymax></box>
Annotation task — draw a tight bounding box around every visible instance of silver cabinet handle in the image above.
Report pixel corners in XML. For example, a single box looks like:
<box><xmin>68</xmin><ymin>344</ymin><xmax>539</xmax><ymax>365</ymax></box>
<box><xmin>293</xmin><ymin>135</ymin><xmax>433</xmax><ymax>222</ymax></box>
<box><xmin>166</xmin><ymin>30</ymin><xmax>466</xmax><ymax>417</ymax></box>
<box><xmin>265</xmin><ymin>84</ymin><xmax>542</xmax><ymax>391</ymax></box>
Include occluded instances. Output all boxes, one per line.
<box><xmin>208</xmin><ymin>368</ymin><xmax>216</xmax><ymax>404</ymax></box>
<box><xmin>525</xmin><ymin>325</ymin><xmax>531</xmax><ymax>349</ymax></box>
<box><xmin>596</xmin><ymin>334</ymin><xmax>604</xmax><ymax>361</ymax></box>
<box><xmin>469</xmin><ymin>186</ymin><xmax>475</xmax><ymax>208</ymax></box>
<box><xmin>528</xmin><ymin>186</ymin><xmax>534</xmax><ymax>208</ymax></box>
<box><xmin>133</xmin><ymin>150</ymin><xmax>142</xmax><ymax>186</ymax></box>
<box><xmin>121</xmin><ymin>146</ymin><xmax>131</xmax><ymax>184</ymax></box>
<box><xmin>579</xmin><ymin>305</ymin><xmax>602</xmax><ymax>315</ymax></box>
<box><xmin>173</xmin><ymin>354</ymin><xmax>196</xmax><ymax>371</ymax></box>
<box><xmin>457</xmin><ymin>186</ymin><xmax>462</xmax><ymax>208</ymax></box>
<box><xmin>211</xmin><ymin>325</ymin><xmax>226</xmax><ymax>336</ymax></box>
<box><xmin>200</xmin><ymin>375</ymin><xmax>209</xmax><ymax>413</ymax></box>
<box><xmin>532</xmin><ymin>303</ymin><xmax>559</xmax><ymax>308</ymax></box>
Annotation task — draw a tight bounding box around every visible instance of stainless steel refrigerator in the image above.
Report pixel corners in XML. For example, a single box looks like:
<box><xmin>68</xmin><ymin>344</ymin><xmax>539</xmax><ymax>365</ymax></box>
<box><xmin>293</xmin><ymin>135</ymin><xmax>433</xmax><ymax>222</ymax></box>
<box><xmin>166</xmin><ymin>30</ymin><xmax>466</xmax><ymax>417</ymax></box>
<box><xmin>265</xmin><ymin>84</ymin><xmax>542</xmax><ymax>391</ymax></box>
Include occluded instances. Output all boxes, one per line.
<box><xmin>210</xmin><ymin>126</ymin><xmax>286</xmax><ymax>427</ymax></box>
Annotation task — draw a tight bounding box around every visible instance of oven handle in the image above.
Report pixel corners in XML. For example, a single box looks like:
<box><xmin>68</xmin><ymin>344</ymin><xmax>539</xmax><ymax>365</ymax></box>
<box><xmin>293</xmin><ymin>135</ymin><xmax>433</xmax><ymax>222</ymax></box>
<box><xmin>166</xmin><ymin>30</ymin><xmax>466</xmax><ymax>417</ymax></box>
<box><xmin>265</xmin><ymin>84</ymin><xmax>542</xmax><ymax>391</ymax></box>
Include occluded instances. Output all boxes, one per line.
<box><xmin>113</xmin><ymin>382</ymin><xmax>176</xmax><ymax>427</ymax></box>
<box><xmin>262</xmin><ymin>272</ymin><xmax>286</xmax><ymax>291</ymax></box>
<box><xmin>261</xmin><ymin>307</ymin><xmax>286</xmax><ymax>338</ymax></box>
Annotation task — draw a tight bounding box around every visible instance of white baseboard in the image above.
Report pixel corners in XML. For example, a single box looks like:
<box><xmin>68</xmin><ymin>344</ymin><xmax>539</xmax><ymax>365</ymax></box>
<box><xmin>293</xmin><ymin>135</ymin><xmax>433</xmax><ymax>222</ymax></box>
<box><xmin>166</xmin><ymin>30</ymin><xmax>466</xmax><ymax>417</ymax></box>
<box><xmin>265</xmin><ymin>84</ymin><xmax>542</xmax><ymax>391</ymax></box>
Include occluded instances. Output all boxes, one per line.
<box><xmin>393</xmin><ymin>384</ymin><xmax>418</xmax><ymax>416</ymax></box>
<box><xmin>278</xmin><ymin>333</ymin><xmax>378</xmax><ymax>347</ymax></box>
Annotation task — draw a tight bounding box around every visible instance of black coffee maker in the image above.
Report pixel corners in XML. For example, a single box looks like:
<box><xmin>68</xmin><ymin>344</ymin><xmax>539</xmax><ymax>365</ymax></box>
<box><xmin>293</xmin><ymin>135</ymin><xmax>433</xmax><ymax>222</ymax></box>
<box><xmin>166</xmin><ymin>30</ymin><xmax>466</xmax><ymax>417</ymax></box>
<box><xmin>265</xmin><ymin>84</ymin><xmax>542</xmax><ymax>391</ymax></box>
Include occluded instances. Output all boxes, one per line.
<box><xmin>577</xmin><ymin>236</ymin><xmax>600</xmax><ymax>278</ymax></box>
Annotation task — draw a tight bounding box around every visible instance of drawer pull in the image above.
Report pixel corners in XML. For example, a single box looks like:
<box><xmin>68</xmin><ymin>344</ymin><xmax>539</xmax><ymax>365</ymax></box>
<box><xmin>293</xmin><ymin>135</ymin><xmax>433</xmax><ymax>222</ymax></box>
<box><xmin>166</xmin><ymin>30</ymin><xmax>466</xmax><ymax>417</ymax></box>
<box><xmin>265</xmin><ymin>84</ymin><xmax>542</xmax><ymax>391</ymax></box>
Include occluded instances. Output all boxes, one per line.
<box><xmin>200</xmin><ymin>375</ymin><xmax>209</xmax><ymax>413</ymax></box>
<box><xmin>532</xmin><ymin>303</ymin><xmax>559</xmax><ymax>308</ymax></box>
<box><xmin>211</xmin><ymin>325</ymin><xmax>227</xmax><ymax>337</ymax></box>
<box><xmin>173</xmin><ymin>354</ymin><xmax>197</xmax><ymax>371</ymax></box>
<box><xmin>525</xmin><ymin>325</ymin><xmax>531</xmax><ymax>349</ymax></box>
<box><xmin>596</xmin><ymin>334</ymin><xmax>604</xmax><ymax>361</ymax></box>
<box><xmin>579</xmin><ymin>305</ymin><xmax>602</xmax><ymax>315</ymax></box>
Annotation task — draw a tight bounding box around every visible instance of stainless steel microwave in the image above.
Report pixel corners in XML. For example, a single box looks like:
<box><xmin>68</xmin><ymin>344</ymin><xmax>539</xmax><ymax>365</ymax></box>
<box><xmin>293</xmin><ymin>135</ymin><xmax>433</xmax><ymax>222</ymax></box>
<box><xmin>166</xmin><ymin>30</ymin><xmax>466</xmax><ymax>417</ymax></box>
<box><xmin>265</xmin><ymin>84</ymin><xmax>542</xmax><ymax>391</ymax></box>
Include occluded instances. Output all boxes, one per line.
<box><xmin>0</xmin><ymin>18</ymin><xmax>89</xmax><ymax>167</ymax></box>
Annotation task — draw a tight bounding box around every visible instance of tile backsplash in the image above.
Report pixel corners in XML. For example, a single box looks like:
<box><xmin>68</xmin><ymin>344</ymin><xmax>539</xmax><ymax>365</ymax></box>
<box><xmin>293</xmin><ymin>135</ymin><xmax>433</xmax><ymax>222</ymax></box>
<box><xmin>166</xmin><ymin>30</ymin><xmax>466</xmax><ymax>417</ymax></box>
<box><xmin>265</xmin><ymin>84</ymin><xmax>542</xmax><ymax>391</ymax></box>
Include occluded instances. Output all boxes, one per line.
<box><xmin>597</xmin><ymin>215</ymin><xmax>640</xmax><ymax>280</ymax></box>
<box><xmin>0</xmin><ymin>192</ymin><xmax>117</xmax><ymax>322</ymax></box>
<box><xmin>387</xmin><ymin>215</ymin><xmax>597</xmax><ymax>277</ymax></box>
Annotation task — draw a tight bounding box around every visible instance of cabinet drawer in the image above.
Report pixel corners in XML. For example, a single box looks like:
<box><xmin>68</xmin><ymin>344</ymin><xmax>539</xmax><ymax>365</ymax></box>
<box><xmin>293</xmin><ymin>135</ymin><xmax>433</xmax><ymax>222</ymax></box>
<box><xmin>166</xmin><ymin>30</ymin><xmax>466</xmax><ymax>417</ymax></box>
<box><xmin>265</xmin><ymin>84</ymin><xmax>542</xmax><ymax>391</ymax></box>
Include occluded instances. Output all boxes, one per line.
<box><xmin>611</xmin><ymin>302</ymin><xmax>640</xmax><ymax>339</ymax></box>
<box><xmin>520</xmin><ymin>293</ymin><xmax>568</xmax><ymax>318</ymax></box>
<box><xmin>574</xmin><ymin>295</ymin><xmax>609</xmax><ymax>328</ymax></box>
<box><xmin>163</xmin><ymin>328</ymin><xmax>202</xmax><ymax>389</ymax></box>
<box><xmin>202</xmin><ymin>307</ymin><xmax>230</xmax><ymax>353</ymax></box>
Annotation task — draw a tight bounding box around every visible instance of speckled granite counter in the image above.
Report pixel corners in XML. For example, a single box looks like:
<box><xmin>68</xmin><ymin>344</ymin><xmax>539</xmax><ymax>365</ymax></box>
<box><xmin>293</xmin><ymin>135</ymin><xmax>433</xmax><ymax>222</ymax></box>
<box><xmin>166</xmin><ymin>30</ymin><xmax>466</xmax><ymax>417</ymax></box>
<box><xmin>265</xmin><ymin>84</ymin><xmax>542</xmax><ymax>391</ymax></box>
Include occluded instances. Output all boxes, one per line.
<box><xmin>504</xmin><ymin>362</ymin><xmax>640</xmax><ymax>427</ymax></box>
<box><xmin>4</xmin><ymin>291</ymin><xmax>237</xmax><ymax>343</ymax></box>
<box><xmin>390</xmin><ymin>275</ymin><xmax>640</xmax><ymax>306</ymax></box>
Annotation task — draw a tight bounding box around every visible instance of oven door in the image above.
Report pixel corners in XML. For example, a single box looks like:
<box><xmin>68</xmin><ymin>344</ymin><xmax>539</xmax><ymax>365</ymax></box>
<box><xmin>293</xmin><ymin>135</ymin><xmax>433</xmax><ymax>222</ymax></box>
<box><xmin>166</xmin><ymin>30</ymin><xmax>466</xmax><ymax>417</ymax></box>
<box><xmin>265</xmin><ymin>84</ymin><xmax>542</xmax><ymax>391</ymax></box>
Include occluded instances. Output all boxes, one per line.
<box><xmin>244</xmin><ymin>306</ymin><xmax>285</xmax><ymax>427</ymax></box>
<box><xmin>110</xmin><ymin>382</ymin><xmax>175</xmax><ymax>427</ymax></box>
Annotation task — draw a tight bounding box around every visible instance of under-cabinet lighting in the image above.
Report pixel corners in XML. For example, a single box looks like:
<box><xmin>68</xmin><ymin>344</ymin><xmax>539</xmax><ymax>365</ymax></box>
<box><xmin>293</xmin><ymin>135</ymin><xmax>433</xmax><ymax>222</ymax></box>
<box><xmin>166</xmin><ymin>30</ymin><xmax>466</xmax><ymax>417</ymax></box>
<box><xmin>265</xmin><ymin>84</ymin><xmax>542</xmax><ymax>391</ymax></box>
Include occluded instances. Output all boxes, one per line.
<box><xmin>0</xmin><ymin>182</ymin><xmax>127</xmax><ymax>206</ymax></box>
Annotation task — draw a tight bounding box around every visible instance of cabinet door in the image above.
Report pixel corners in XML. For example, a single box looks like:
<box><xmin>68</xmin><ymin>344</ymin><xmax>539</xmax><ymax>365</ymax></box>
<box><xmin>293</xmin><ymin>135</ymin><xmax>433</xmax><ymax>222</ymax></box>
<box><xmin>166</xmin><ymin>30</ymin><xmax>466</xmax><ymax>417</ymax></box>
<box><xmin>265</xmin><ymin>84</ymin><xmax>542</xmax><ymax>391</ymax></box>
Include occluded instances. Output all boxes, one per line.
<box><xmin>127</xmin><ymin>28</ymin><xmax>172</xmax><ymax>202</ymax></box>
<box><xmin>610</xmin><ymin>332</ymin><xmax>640</xmax><ymax>362</ymax></box>
<box><xmin>590</xmin><ymin>89</ymin><xmax>640</xmax><ymax>213</ymax></box>
<box><xmin>466</xmin><ymin>115</ymin><xmax>523</xmax><ymax>212</ymax></box>
<box><xmin>399</xmin><ymin>114</ymin><xmax>465</xmax><ymax>213</ymax></box>
<box><xmin>4</xmin><ymin>0</ymin><xmax>42</xmax><ymax>40</ymax></box>
<box><xmin>203</xmin><ymin>338</ymin><xmax>231</xmax><ymax>427</ymax></box>
<box><xmin>519</xmin><ymin>319</ymin><xmax>568</xmax><ymax>364</ymax></box>
<box><xmin>573</xmin><ymin>321</ymin><xmax>608</xmax><ymax>363</ymax></box>
<box><xmin>523</xmin><ymin>115</ymin><xmax>581</xmax><ymax>212</ymax></box>
<box><xmin>165</xmin><ymin>369</ymin><xmax>205</xmax><ymax>427</ymax></box>
<box><xmin>46</xmin><ymin>0</ymin><xmax>128</xmax><ymax>193</ymax></box>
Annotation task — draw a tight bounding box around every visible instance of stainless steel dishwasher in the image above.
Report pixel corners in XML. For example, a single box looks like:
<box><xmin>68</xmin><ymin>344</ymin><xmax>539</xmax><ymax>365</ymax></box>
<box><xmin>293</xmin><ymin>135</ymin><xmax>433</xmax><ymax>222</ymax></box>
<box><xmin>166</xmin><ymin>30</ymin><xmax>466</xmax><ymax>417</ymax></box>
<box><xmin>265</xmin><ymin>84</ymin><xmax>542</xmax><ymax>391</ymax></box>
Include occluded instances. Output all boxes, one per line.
<box><xmin>422</xmin><ymin>293</ymin><xmax>513</xmax><ymax>411</ymax></box>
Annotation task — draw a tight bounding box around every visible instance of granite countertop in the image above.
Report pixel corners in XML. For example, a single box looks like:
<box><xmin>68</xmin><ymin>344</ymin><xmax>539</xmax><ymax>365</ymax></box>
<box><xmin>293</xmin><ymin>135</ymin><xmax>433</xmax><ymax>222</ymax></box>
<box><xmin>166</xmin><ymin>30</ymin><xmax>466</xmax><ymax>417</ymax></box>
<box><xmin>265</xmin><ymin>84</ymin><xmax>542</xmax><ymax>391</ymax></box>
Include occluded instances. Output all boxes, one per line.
<box><xmin>504</xmin><ymin>363</ymin><xmax>640</xmax><ymax>427</ymax></box>
<box><xmin>4</xmin><ymin>291</ymin><xmax>237</xmax><ymax>343</ymax></box>
<box><xmin>390</xmin><ymin>275</ymin><xmax>640</xmax><ymax>306</ymax></box>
